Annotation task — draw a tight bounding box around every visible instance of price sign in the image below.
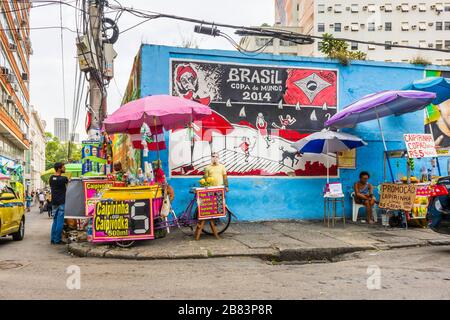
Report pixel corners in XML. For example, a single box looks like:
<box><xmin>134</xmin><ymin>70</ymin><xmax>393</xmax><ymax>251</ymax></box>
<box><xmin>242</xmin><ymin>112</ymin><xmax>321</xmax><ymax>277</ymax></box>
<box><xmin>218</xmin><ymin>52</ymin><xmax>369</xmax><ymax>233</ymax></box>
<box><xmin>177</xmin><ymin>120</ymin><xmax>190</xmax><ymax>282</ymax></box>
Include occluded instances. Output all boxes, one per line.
<box><xmin>83</xmin><ymin>180</ymin><xmax>114</xmax><ymax>216</ymax></box>
<box><xmin>379</xmin><ymin>183</ymin><xmax>417</xmax><ymax>211</ymax></box>
<box><xmin>404</xmin><ymin>134</ymin><xmax>437</xmax><ymax>159</ymax></box>
<box><xmin>196</xmin><ymin>187</ymin><xmax>226</xmax><ymax>220</ymax></box>
<box><xmin>92</xmin><ymin>199</ymin><xmax>154</xmax><ymax>242</ymax></box>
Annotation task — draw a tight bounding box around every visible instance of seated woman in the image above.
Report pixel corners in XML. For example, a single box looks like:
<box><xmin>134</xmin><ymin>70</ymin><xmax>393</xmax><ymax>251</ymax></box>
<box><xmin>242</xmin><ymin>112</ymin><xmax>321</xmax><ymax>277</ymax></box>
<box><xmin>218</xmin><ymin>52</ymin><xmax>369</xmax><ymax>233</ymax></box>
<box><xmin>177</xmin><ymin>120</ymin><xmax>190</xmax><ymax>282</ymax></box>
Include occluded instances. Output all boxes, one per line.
<box><xmin>354</xmin><ymin>171</ymin><xmax>377</xmax><ymax>224</ymax></box>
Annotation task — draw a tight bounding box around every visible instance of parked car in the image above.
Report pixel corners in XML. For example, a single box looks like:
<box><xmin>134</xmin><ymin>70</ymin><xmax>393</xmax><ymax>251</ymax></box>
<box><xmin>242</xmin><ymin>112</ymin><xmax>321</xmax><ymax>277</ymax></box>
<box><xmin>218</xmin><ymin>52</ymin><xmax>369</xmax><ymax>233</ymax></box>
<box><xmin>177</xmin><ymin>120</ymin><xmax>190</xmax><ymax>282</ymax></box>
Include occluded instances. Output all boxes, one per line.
<box><xmin>427</xmin><ymin>176</ymin><xmax>450</xmax><ymax>235</ymax></box>
<box><xmin>0</xmin><ymin>186</ymin><xmax>25</xmax><ymax>241</ymax></box>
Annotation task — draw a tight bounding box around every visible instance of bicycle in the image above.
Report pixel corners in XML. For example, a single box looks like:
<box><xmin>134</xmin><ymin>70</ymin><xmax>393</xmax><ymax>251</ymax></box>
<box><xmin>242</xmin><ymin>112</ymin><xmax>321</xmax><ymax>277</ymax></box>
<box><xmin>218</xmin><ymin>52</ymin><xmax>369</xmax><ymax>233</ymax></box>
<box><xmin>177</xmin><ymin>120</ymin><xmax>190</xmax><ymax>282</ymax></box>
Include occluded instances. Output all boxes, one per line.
<box><xmin>115</xmin><ymin>187</ymin><xmax>235</xmax><ymax>248</ymax></box>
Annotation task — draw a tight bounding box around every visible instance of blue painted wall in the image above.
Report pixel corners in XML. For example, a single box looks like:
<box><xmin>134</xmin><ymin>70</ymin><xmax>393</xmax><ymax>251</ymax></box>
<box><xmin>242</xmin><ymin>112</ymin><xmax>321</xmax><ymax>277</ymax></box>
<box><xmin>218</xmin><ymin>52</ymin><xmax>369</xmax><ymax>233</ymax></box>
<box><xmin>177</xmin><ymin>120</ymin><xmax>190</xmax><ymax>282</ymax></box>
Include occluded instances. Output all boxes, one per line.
<box><xmin>139</xmin><ymin>44</ymin><xmax>450</xmax><ymax>221</ymax></box>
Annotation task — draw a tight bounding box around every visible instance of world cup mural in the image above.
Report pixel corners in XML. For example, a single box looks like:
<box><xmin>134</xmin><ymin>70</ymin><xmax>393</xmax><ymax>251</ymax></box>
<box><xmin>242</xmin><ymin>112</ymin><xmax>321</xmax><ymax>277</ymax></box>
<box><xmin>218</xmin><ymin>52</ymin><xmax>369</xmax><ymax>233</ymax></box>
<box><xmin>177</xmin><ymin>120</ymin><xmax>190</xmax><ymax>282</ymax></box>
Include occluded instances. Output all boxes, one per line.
<box><xmin>169</xmin><ymin>59</ymin><xmax>338</xmax><ymax>177</ymax></box>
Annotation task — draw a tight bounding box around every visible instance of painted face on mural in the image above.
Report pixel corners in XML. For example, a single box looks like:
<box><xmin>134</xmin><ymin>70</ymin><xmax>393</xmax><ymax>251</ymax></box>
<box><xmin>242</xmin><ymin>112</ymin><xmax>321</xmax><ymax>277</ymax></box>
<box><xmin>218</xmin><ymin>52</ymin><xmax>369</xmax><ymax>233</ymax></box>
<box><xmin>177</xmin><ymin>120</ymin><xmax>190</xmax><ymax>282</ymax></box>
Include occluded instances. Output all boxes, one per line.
<box><xmin>175</xmin><ymin>65</ymin><xmax>199</xmax><ymax>94</ymax></box>
<box><xmin>437</xmin><ymin>100</ymin><xmax>450</xmax><ymax>142</ymax></box>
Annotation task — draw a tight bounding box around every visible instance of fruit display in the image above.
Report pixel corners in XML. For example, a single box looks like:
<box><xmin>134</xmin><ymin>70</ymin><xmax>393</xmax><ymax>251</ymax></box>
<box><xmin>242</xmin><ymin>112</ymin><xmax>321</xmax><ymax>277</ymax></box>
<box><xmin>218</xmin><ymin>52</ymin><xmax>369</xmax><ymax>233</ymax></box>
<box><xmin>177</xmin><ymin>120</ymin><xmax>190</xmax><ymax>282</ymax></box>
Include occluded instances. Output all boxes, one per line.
<box><xmin>199</xmin><ymin>177</ymin><xmax>215</xmax><ymax>187</ymax></box>
<box><xmin>401</xmin><ymin>176</ymin><xmax>419</xmax><ymax>183</ymax></box>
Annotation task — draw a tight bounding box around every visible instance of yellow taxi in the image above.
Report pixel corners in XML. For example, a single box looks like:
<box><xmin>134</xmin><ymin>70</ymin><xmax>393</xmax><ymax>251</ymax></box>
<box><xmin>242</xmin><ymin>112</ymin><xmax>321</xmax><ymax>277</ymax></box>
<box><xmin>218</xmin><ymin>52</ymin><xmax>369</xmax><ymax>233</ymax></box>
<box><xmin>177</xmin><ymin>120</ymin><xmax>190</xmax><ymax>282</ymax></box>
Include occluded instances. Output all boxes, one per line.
<box><xmin>0</xmin><ymin>183</ymin><xmax>25</xmax><ymax>241</ymax></box>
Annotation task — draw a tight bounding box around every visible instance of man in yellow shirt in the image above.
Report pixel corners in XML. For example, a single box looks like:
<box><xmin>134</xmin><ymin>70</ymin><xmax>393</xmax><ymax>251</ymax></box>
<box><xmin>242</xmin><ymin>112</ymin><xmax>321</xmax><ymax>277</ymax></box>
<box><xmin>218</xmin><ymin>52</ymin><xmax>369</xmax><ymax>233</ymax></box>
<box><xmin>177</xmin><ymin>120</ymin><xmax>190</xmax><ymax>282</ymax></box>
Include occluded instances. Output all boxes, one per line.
<box><xmin>204</xmin><ymin>152</ymin><xmax>229</xmax><ymax>192</ymax></box>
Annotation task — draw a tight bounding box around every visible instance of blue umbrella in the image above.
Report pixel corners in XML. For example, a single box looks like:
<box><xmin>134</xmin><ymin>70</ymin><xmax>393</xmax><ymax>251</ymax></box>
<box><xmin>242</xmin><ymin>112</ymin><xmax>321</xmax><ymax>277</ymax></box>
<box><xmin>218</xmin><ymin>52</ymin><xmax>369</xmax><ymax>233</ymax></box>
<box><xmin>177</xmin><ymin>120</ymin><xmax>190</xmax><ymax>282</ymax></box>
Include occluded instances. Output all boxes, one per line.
<box><xmin>292</xmin><ymin>130</ymin><xmax>367</xmax><ymax>182</ymax></box>
<box><xmin>292</xmin><ymin>129</ymin><xmax>367</xmax><ymax>154</ymax></box>
<box><xmin>402</xmin><ymin>77</ymin><xmax>450</xmax><ymax>105</ymax></box>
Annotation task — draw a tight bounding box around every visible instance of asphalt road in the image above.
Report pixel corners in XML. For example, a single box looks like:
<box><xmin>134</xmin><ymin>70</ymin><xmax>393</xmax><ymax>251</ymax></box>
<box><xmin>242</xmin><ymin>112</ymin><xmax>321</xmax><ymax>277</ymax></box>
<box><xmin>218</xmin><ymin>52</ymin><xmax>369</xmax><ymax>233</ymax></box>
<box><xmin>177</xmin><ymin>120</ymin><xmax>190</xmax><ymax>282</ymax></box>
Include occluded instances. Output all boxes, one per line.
<box><xmin>0</xmin><ymin>207</ymin><xmax>449</xmax><ymax>299</ymax></box>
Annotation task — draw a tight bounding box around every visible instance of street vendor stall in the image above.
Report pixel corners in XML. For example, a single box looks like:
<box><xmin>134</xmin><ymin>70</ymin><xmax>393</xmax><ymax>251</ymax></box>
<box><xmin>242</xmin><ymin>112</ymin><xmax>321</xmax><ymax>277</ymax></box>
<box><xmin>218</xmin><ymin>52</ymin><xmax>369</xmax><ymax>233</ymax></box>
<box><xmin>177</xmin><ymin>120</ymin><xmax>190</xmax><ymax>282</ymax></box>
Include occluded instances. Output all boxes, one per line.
<box><xmin>79</xmin><ymin>94</ymin><xmax>213</xmax><ymax>246</ymax></box>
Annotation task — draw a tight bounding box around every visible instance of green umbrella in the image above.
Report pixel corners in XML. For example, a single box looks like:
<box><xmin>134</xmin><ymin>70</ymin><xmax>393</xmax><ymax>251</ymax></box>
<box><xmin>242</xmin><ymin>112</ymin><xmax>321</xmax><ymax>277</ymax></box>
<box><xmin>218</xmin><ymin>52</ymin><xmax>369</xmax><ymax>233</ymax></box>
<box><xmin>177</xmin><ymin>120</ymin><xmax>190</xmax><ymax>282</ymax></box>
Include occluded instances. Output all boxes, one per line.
<box><xmin>41</xmin><ymin>163</ymin><xmax>82</xmax><ymax>184</ymax></box>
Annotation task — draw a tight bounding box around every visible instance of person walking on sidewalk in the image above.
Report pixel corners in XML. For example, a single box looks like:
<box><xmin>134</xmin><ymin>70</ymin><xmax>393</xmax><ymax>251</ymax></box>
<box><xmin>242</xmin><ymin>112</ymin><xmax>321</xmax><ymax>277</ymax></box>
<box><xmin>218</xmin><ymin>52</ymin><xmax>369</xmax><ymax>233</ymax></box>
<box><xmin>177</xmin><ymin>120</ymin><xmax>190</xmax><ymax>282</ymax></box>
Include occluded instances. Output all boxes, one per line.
<box><xmin>204</xmin><ymin>152</ymin><xmax>229</xmax><ymax>192</ymax></box>
<box><xmin>25</xmin><ymin>191</ymin><xmax>32</xmax><ymax>212</ymax></box>
<box><xmin>38</xmin><ymin>191</ymin><xmax>45</xmax><ymax>212</ymax></box>
<box><xmin>49</xmin><ymin>162</ymin><xmax>69</xmax><ymax>245</ymax></box>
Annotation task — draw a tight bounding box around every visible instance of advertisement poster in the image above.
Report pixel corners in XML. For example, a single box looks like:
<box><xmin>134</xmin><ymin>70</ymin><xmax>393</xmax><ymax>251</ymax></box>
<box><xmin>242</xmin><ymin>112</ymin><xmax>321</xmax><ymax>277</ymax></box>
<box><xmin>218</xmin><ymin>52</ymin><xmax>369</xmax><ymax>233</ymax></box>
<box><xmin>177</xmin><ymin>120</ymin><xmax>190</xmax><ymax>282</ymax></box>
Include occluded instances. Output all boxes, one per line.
<box><xmin>424</xmin><ymin>70</ymin><xmax>450</xmax><ymax>148</ymax></box>
<box><xmin>170</xmin><ymin>59</ymin><xmax>338</xmax><ymax>178</ymax></box>
<box><xmin>404</xmin><ymin>134</ymin><xmax>437</xmax><ymax>159</ymax></box>
<box><xmin>337</xmin><ymin>149</ymin><xmax>356</xmax><ymax>169</ymax></box>
<box><xmin>196</xmin><ymin>187</ymin><xmax>226</xmax><ymax>220</ymax></box>
<box><xmin>93</xmin><ymin>199</ymin><xmax>154</xmax><ymax>242</ymax></box>
<box><xmin>379</xmin><ymin>183</ymin><xmax>417</xmax><ymax>211</ymax></box>
<box><xmin>83</xmin><ymin>180</ymin><xmax>114</xmax><ymax>216</ymax></box>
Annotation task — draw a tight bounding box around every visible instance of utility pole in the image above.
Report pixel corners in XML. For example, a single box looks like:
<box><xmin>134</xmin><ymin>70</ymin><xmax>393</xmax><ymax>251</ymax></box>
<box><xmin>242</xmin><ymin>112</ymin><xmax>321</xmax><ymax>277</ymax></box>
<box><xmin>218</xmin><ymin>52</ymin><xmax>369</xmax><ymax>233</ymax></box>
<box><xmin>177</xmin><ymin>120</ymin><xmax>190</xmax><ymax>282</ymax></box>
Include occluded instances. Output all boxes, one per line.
<box><xmin>87</xmin><ymin>0</ymin><xmax>105</xmax><ymax>141</ymax></box>
<box><xmin>76</xmin><ymin>0</ymin><xmax>118</xmax><ymax>174</ymax></box>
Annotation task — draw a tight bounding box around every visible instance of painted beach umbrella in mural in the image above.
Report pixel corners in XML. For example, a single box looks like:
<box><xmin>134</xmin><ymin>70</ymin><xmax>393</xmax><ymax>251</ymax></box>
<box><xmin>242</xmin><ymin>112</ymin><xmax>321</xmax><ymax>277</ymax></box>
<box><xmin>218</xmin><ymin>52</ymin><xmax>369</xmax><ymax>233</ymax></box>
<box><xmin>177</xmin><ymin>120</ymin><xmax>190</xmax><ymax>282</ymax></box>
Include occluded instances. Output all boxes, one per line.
<box><xmin>325</xmin><ymin>90</ymin><xmax>436</xmax><ymax>181</ymax></box>
<box><xmin>292</xmin><ymin>129</ymin><xmax>367</xmax><ymax>182</ymax></box>
<box><xmin>402</xmin><ymin>77</ymin><xmax>450</xmax><ymax>105</ymax></box>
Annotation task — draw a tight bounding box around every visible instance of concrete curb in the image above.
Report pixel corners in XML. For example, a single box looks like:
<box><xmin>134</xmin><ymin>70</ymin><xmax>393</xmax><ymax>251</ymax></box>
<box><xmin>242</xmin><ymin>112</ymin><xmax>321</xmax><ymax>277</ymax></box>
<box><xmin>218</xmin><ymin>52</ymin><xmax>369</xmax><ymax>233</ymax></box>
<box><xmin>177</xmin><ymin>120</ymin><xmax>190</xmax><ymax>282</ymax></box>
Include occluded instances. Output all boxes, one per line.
<box><xmin>67</xmin><ymin>236</ymin><xmax>450</xmax><ymax>262</ymax></box>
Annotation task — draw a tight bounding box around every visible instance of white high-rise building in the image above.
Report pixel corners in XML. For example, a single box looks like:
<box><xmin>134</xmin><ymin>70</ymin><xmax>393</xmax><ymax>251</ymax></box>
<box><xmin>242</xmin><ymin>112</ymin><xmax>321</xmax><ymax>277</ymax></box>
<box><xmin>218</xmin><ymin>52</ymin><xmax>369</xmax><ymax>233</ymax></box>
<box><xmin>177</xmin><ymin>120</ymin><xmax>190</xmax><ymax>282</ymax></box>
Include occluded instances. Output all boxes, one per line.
<box><xmin>25</xmin><ymin>106</ymin><xmax>46</xmax><ymax>191</ymax></box>
<box><xmin>54</xmin><ymin>118</ymin><xmax>69</xmax><ymax>142</ymax></box>
<box><xmin>240</xmin><ymin>0</ymin><xmax>450</xmax><ymax>65</ymax></box>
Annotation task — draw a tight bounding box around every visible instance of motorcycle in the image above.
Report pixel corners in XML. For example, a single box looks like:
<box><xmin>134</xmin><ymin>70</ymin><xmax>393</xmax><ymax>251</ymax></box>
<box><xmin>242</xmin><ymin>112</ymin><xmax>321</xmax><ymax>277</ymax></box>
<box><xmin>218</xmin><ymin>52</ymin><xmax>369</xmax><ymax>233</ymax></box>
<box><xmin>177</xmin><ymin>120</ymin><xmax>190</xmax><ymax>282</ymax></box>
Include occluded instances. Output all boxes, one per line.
<box><xmin>426</xmin><ymin>176</ymin><xmax>450</xmax><ymax>235</ymax></box>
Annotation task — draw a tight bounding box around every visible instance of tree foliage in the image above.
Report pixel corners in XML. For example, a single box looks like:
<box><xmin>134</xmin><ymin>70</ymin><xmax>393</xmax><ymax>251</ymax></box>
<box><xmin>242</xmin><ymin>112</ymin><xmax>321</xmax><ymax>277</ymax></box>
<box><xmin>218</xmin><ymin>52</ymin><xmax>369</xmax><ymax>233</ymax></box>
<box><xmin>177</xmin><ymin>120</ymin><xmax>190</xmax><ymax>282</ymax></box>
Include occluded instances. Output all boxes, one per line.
<box><xmin>319</xmin><ymin>33</ymin><xmax>367</xmax><ymax>65</ymax></box>
<box><xmin>45</xmin><ymin>132</ymin><xmax>82</xmax><ymax>170</ymax></box>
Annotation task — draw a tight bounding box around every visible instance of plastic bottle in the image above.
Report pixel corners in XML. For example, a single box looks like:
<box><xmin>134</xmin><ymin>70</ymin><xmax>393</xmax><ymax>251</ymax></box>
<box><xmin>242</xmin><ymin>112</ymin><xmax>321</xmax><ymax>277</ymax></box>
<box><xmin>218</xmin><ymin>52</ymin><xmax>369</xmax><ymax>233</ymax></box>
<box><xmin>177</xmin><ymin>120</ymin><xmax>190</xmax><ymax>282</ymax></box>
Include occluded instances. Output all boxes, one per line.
<box><xmin>86</xmin><ymin>219</ymin><xmax>93</xmax><ymax>242</ymax></box>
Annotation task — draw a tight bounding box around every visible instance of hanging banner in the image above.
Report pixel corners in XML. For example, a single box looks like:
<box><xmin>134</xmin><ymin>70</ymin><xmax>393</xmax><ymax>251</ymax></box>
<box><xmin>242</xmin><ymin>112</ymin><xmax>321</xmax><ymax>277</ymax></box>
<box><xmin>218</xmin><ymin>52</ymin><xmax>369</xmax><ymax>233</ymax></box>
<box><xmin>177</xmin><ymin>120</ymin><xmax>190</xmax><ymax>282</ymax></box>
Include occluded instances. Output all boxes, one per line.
<box><xmin>170</xmin><ymin>59</ymin><xmax>339</xmax><ymax>177</ymax></box>
<box><xmin>83</xmin><ymin>180</ymin><xmax>114</xmax><ymax>216</ymax></box>
<box><xmin>93</xmin><ymin>199</ymin><xmax>154</xmax><ymax>242</ymax></box>
<box><xmin>404</xmin><ymin>134</ymin><xmax>437</xmax><ymax>159</ymax></box>
<box><xmin>379</xmin><ymin>183</ymin><xmax>417</xmax><ymax>211</ymax></box>
<box><xmin>196</xmin><ymin>187</ymin><xmax>226</xmax><ymax>220</ymax></box>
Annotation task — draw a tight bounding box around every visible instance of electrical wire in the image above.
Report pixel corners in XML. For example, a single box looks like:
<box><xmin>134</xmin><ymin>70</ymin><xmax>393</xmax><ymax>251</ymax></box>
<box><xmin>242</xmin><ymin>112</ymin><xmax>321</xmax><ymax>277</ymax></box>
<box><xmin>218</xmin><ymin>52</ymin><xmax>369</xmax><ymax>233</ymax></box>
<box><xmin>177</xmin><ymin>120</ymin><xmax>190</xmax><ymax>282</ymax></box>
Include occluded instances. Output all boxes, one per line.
<box><xmin>106</xmin><ymin>2</ymin><xmax>450</xmax><ymax>54</ymax></box>
<box><xmin>58</xmin><ymin>1</ymin><xmax>67</xmax><ymax>122</ymax></box>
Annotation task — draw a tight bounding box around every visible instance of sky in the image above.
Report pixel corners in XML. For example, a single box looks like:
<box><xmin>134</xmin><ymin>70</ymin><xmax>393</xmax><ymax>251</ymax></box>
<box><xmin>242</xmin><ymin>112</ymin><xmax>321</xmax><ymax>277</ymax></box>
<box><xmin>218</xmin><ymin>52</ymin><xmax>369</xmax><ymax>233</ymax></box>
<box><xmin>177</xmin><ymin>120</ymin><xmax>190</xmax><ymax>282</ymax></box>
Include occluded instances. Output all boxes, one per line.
<box><xmin>29</xmin><ymin>0</ymin><xmax>274</xmax><ymax>140</ymax></box>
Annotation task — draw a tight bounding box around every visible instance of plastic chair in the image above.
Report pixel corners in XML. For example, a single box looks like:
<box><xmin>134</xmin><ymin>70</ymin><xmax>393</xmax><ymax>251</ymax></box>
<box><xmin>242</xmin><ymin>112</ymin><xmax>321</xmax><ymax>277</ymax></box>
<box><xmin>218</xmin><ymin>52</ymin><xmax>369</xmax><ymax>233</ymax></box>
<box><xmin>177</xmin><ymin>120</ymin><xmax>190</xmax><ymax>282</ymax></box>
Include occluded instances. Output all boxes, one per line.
<box><xmin>351</xmin><ymin>192</ymin><xmax>365</xmax><ymax>222</ymax></box>
<box><xmin>351</xmin><ymin>192</ymin><xmax>378</xmax><ymax>222</ymax></box>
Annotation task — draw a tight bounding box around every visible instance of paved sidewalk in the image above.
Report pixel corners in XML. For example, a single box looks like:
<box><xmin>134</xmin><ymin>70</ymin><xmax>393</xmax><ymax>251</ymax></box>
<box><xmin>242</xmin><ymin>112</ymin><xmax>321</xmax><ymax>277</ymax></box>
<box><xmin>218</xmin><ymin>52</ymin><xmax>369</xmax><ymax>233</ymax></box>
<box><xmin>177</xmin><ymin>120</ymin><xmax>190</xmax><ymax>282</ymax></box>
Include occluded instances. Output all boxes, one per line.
<box><xmin>67</xmin><ymin>221</ymin><xmax>450</xmax><ymax>261</ymax></box>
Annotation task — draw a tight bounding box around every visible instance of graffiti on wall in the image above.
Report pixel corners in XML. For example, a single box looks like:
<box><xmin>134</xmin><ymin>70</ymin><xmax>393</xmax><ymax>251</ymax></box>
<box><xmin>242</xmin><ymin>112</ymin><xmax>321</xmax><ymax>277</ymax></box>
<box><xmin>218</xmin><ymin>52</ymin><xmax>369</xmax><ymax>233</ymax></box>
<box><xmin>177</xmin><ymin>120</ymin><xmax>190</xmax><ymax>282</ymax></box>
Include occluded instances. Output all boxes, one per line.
<box><xmin>424</xmin><ymin>70</ymin><xmax>450</xmax><ymax>148</ymax></box>
<box><xmin>169</xmin><ymin>59</ymin><xmax>339</xmax><ymax>177</ymax></box>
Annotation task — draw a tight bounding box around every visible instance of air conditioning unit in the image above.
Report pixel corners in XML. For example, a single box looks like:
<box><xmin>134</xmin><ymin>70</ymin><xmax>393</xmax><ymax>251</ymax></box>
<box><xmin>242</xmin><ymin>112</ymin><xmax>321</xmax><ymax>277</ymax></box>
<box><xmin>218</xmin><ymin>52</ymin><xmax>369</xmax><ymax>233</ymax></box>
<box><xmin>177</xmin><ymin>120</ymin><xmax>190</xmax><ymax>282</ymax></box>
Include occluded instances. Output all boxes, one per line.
<box><xmin>396</xmin><ymin>5</ymin><xmax>402</xmax><ymax>10</ymax></box>
<box><xmin>12</xmin><ymin>83</ymin><xmax>19</xmax><ymax>92</ymax></box>
<box><xmin>429</xmin><ymin>22</ymin><xmax>434</xmax><ymax>26</ymax></box>
<box><xmin>9</xmin><ymin>43</ymin><xmax>17</xmax><ymax>51</ymax></box>
<box><xmin>329</xmin><ymin>24</ymin><xmax>334</xmax><ymax>28</ymax></box>
<box><xmin>363</xmin><ymin>6</ymin><xmax>368</xmax><ymax>11</ymax></box>
<box><xmin>6</xmin><ymin>74</ymin><xmax>14</xmax><ymax>83</ymax></box>
<box><xmin>431</xmin><ymin>5</ymin><xmax>436</xmax><ymax>9</ymax></box>
<box><xmin>0</xmin><ymin>67</ymin><xmax>9</xmax><ymax>75</ymax></box>
<box><xmin>21</xmin><ymin>73</ymin><xmax>28</xmax><ymax>81</ymax></box>
<box><xmin>428</xmin><ymin>43</ymin><xmax>434</xmax><ymax>48</ymax></box>
<box><xmin>346</xmin><ymin>6</ymin><xmax>350</xmax><ymax>11</ymax></box>
<box><xmin>411</xmin><ymin>25</ymin><xmax>417</xmax><ymax>30</ymax></box>
<box><xmin>393</xmin><ymin>42</ymin><xmax>399</xmax><ymax>45</ymax></box>
<box><xmin>412</xmin><ymin>5</ymin><xmax>417</xmax><ymax>10</ymax></box>
<box><xmin>327</xmin><ymin>6</ymin><xmax>332</xmax><ymax>11</ymax></box>
<box><xmin>380</xmin><ymin>5</ymin><xmax>385</xmax><ymax>10</ymax></box>
<box><xmin>360</xmin><ymin>23</ymin><xmax>365</xmax><ymax>28</ymax></box>
<box><xmin>344</xmin><ymin>26</ymin><xmax>349</xmax><ymax>30</ymax></box>
<box><xmin>378</xmin><ymin>25</ymin><xmax>383</xmax><ymax>30</ymax></box>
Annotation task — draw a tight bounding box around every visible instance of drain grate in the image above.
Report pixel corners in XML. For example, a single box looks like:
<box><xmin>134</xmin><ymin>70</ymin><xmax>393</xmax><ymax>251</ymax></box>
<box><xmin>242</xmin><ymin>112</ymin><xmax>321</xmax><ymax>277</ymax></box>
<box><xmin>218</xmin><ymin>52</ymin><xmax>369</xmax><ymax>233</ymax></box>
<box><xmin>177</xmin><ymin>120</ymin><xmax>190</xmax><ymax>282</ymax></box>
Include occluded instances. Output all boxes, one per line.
<box><xmin>0</xmin><ymin>260</ymin><xmax>23</xmax><ymax>270</ymax></box>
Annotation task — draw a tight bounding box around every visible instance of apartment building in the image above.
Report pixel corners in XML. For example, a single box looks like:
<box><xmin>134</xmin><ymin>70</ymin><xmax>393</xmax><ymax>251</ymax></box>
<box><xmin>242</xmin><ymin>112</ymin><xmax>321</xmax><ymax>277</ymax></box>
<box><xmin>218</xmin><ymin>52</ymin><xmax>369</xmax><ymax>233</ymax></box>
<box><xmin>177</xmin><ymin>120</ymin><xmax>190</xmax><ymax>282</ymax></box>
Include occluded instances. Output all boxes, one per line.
<box><xmin>241</xmin><ymin>0</ymin><xmax>450</xmax><ymax>65</ymax></box>
<box><xmin>0</xmin><ymin>1</ymin><xmax>32</xmax><ymax>181</ymax></box>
